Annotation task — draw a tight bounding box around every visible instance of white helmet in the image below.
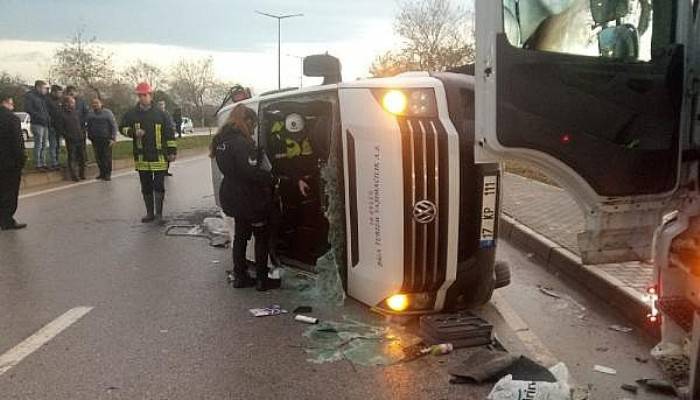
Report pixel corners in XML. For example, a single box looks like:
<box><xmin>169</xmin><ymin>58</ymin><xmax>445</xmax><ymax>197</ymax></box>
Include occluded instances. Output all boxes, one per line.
<box><xmin>285</xmin><ymin>113</ymin><xmax>305</xmax><ymax>133</ymax></box>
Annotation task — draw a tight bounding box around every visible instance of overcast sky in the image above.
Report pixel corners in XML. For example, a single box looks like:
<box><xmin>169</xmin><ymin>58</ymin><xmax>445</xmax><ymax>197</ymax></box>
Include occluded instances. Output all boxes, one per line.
<box><xmin>0</xmin><ymin>0</ymin><xmax>401</xmax><ymax>92</ymax></box>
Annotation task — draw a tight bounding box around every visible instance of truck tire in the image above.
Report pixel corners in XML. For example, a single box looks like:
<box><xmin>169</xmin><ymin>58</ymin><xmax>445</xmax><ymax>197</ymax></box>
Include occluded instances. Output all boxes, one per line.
<box><xmin>495</xmin><ymin>261</ymin><xmax>511</xmax><ymax>289</ymax></box>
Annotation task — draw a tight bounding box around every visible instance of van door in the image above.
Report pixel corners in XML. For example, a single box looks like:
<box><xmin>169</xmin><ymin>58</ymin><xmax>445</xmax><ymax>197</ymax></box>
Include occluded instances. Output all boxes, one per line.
<box><xmin>475</xmin><ymin>0</ymin><xmax>689</xmax><ymax>263</ymax></box>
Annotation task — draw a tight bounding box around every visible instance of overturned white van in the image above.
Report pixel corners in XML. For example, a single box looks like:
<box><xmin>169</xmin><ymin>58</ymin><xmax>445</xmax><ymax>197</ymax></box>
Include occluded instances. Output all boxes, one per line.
<box><xmin>212</xmin><ymin>56</ymin><xmax>508</xmax><ymax>314</ymax></box>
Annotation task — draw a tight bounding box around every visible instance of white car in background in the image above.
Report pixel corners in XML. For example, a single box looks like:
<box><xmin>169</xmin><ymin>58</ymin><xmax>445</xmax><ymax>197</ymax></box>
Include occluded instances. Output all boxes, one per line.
<box><xmin>181</xmin><ymin>117</ymin><xmax>194</xmax><ymax>134</ymax></box>
<box><xmin>14</xmin><ymin>112</ymin><xmax>31</xmax><ymax>141</ymax></box>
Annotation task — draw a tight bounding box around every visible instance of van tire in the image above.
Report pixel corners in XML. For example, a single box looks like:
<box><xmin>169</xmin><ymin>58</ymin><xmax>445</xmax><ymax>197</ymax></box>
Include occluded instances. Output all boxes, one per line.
<box><xmin>494</xmin><ymin>261</ymin><xmax>511</xmax><ymax>289</ymax></box>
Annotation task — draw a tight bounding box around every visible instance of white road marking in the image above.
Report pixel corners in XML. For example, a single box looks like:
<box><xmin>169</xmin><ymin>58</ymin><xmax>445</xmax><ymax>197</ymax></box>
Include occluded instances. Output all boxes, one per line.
<box><xmin>0</xmin><ymin>306</ymin><xmax>93</xmax><ymax>376</ymax></box>
<box><xmin>19</xmin><ymin>155</ymin><xmax>208</xmax><ymax>200</ymax></box>
<box><xmin>491</xmin><ymin>292</ymin><xmax>558</xmax><ymax>367</ymax></box>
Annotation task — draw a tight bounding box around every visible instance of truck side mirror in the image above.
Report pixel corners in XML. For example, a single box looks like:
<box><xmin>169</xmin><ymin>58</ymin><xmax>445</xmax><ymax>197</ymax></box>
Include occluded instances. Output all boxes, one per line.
<box><xmin>303</xmin><ymin>54</ymin><xmax>342</xmax><ymax>85</ymax></box>
<box><xmin>598</xmin><ymin>24</ymin><xmax>639</xmax><ymax>59</ymax></box>
<box><xmin>590</xmin><ymin>0</ymin><xmax>629</xmax><ymax>24</ymax></box>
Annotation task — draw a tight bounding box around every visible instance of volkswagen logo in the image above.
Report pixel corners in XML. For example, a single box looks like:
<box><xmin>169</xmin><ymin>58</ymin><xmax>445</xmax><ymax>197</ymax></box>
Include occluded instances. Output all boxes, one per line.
<box><xmin>413</xmin><ymin>200</ymin><xmax>437</xmax><ymax>224</ymax></box>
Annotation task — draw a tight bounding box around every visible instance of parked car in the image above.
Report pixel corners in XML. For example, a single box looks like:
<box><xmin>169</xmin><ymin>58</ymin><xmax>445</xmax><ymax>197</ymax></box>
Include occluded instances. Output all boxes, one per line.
<box><xmin>181</xmin><ymin>117</ymin><xmax>194</xmax><ymax>134</ymax></box>
<box><xmin>14</xmin><ymin>112</ymin><xmax>31</xmax><ymax>141</ymax></box>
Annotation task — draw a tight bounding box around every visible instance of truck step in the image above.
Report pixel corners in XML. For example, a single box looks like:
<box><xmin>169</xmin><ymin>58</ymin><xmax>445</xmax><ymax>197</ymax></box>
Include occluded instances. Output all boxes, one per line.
<box><xmin>658</xmin><ymin>297</ymin><xmax>697</xmax><ymax>332</ymax></box>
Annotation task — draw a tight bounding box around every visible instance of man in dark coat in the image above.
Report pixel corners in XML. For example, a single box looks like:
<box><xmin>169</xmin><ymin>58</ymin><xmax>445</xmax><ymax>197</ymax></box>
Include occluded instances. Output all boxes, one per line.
<box><xmin>86</xmin><ymin>98</ymin><xmax>118</xmax><ymax>181</ymax></box>
<box><xmin>55</xmin><ymin>96</ymin><xmax>87</xmax><ymax>181</ymax></box>
<box><xmin>46</xmin><ymin>84</ymin><xmax>64</xmax><ymax>171</ymax></box>
<box><xmin>0</xmin><ymin>92</ymin><xmax>27</xmax><ymax>230</ymax></box>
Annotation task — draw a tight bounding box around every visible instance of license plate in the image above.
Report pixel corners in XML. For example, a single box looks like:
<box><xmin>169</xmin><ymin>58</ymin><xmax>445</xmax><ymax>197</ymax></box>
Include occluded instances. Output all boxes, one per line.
<box><xmin>479</xmin><ymin>175</ymin><xmax>498</xmax><ymax>248</ymax></box>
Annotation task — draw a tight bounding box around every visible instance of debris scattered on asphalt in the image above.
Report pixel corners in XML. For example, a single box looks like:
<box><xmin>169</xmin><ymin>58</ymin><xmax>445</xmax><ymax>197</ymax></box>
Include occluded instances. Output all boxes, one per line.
<box><xmin>634</xmin><ymin>356</ymin><xmax>649</xmax><ymax>364</ymax></box>
<box><xmin>595</xmin><ymin>347</ymin><xmax>609</xmax><ymax>352</ymax></box>
<box><xmin>635</xmin><ymin>378</ymin><xmax>676</xmax><ymax>395</ymax></box>
<box><xmin>159</xmin><ymin>329</ymin><xmax>168</xmax><ymax>333</ymax></box>
<box><xmin>537</xmin><ymin>285</ymin><xmax>562</xmax><ymax>299</ymax></box>
<box><xmin>211</xmin><ymin>260</ymin><xmax>220</xmax><ymax>264</ymax></box>
<box><xmin>165</xmin><ymin>221</ymin><xmax>231</xmax><ymax>248</ymax></box>
<box><xmin>293</xmin><ymin>306</ymin><xmax>313</xmax><ymax>314</ymax></box>
<box><xmin>295</xmin><ymin>315</ymin><xmax>319</xmax><ymax>324</ymax></box>
<box><xmin>427</xmin><ymin>343</ymin><xmax>453</xmax><ymax>355</ymax></box>
<box><xmin>249</xmin><ymin>305</ymin><xmax>288</xmax><ymax>317</ymax></box>
<box><xmin>593</xmin><ymin>365</ymin><xmax>617</xmax><ymax>375</ymax></box>
<box><xmin>526</xmin><ymin>253</ymin><xmax>535</xmax><ymax>258</ymax></box>
<box><xmin>571</xmin><ymin>385</ymin><xmax>591</xmax><ymax>400</ymax></box>
<box><xmin>302</xmin><ymin>318</ymin><xmax>420</xmax><ymax>367</ymax></box>
<box><xmin>609</xmin><ymin>324</ymin><xmax>633</xmax><ymax>333</ymax></box>
<box><xmin>449</xmin><ymin>349</ymin><xmax>555</xmax><ymax>384</ymax></box>
<box><xmin>487</xmin><ymin>363</ymin><xmax>571</xmax><ymax>400</ymax></box>
<box><xmin>621</xmin><ymin>383</ymin><xmax>638</xmax><ymax>393</ymax></box>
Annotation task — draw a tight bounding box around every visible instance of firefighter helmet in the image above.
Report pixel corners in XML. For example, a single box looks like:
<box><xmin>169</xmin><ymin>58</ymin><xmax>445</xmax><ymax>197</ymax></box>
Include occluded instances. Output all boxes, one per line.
<box><xmin>135</xmin><ymin>82</ymin><xmax>153</xmax><ymax>95</ymax></box>
<box><xmin>285</xmin><ymin>113</ymin><xmax>305</xmax><ymax>133</ymax></box>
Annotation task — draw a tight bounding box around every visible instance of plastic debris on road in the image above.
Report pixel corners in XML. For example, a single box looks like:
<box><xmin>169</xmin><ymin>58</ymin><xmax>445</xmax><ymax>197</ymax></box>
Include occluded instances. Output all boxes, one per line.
<box><xmin>487</xmin><ymin>363</ymin><xmax>572</xmax><ymax>400</ymax></box>
<box><xmin>302</xmin><ymin>318</ymin><xmax>421</xmax><ymax>367</ymax></box>
<box><xmin>249</xmin><ymin>305</ymin><xmax>288</xmax><ymax>317</ymax></box>
<box><xmin>593</xmin><ymin>364</ymin><xmax>617</xmax><ymax>375</ymax></box>
<box><xmin>609</xmin><ymin>324</ymin><xmax>633</xmax><ymax>333</ymax></box>
<box><xmin>164</xmin><ymin>215</ymin><xmax>231</xmax><ymax>248</ymax></box>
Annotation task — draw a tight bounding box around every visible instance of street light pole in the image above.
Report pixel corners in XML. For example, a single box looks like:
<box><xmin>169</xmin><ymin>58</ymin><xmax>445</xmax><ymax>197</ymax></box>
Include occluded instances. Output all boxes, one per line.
<box><xmin>256</xmin><ymin>11</ymin><xmax>303</xmax><ymax>90</ymax></box>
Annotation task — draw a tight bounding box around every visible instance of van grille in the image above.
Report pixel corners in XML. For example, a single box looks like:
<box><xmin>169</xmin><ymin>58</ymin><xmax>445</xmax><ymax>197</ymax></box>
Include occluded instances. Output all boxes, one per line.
<box><xmin>398</xmin><ymin>118</ymin><xmax>450</xmax><ymax>293</ymax></box>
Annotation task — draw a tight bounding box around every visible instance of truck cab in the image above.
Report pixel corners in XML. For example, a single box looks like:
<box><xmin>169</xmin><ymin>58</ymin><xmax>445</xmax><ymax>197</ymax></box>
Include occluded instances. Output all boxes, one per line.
<box><xmin>212</xmin><ymin>58</ymin><xmax>506</xmax><ymax>315</ymax></box>
<box><xmin>475</xmin><ymin>0</ymin><xmax>699</xmax><ymax>394</ymax></box>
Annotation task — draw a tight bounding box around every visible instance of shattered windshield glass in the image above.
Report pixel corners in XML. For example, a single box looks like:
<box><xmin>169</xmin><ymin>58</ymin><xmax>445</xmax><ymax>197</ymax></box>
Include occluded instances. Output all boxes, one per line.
<box><xmin>504</xmin><ymin>0</ymin><xmax>658</xmax><ymax>61</ymax></box>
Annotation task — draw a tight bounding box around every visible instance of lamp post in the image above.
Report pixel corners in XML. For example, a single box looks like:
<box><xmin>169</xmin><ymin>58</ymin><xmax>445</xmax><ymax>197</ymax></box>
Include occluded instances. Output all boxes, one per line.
<box><xmin>256</xmin><ymin>11</ymin><xmax>303</xmax><ymax>89</ymax></box>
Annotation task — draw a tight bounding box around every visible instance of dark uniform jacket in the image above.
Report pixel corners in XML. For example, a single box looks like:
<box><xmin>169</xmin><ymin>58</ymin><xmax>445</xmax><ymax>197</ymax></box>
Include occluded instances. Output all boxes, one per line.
<box><xmin>0</xmin><ymin>107</ymin><xmax>26</xmax><ymax>171</ymax></box>
<box><xmin>24</xmin><ymin>89</ymin><xmax>49</xmax><ymax>127</ymax></box>
<box><xmin>214</xmin><ymin>125</ymin><xmax>274</xmax><ymax>222</ymax></box>
<box><xmin>119</xmin><ymin>104</ymin><xmax>177</xmax><ymax>172</ymax></box>
<box><xmin>55</xmin><ymin>107</ymin><xmax>85</xmax><ymax>142</ymax></box>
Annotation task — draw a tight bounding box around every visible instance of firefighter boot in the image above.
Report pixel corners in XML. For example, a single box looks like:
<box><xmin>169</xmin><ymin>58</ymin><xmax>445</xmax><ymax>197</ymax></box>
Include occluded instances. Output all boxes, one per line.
<box><xmin>141</xmin><ymin>193</ymin><xmax>155</xmax><ymax>223</ymax></box>
<box><xmin>154</xmin><ymin>192</ymin><xmax>165</xmax><ymax>225</ymax></box>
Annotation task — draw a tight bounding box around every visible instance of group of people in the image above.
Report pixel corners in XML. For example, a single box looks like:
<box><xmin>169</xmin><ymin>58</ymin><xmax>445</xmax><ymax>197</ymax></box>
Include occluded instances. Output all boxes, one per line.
<box><xmin>24</xmin><ymin>80</ymin><xmax>118</xmax><ymax>181</ymax></box>
<box><xmin>0</xmin><ymin>81</ymin><xmax>180</xmax><ymax>230</ymax></box>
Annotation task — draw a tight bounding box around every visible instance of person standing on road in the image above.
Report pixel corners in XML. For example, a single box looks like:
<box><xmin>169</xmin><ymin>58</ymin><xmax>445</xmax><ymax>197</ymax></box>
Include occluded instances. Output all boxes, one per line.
<box><xmin>119</xmin><ymin>83</ymin><xmax>177</xmax><ymax>224</ymax></box>
<box><xmin>0</xmin><ymin>92</ymin><xmax>28</xmax><ymax>230</ymax></box>
<box><xmin>24</xmin><ymin>80</ymin><xmax>50</xmax><ymax>170</ymax></box>
<box><xmin>46</xmin><ymin>85</ymin><xmax>64</xmax><ymax>171</ymax></box>
<box><xmin>55</xmin><ymin>96</ymin><xmax>87</xmax><ymax>182</ymax></box>
<box><xmin>173</xmin><ymin>108</ymin><xmax>183</xmax><ymax>138</ymax></box>
<box><xmin>211</xmin><ymin>104</ymin><xmax>275</xmax><ymax>291</ymax></box>
<box><xmin>65</xmin><ymin>86</ymin><xmax>90</xmax><ymax>128</ymax></box>
<box><xmin>86</xmin><ymin>98</ymin><xmax>118</xmax><ymax>181</ymax></box>
<box><xmin>156</xmin><ymin>100</ymin><xmax>175</xmax><ymax>177</ymax></box>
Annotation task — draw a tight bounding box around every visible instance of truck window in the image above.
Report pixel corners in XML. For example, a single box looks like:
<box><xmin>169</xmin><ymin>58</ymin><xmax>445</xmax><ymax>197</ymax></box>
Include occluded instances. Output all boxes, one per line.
<box><xmin>488</xmin><ymin>0</ymin><xmax>683</xmax><ymax>196</ymax></box>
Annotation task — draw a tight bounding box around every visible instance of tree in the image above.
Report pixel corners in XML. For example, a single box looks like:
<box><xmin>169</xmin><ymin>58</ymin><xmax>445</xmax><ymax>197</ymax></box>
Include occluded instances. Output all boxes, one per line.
<box><xmin>122</xmin><ymin>60</ymin><xmax>165</xmax><ymax>90</ymax></box>
<box><xmin>168</xmin><ymin>57</ymin><xmax>216</xmax><ymax>127</ymax></box>
<box><xmin>370</xmin><ymin>0</ymin><xmax>475</xmax><ymax>77</ymax></box>
<box><xmin>52</xmin><ymin>29</ymin><xmax>114</xmax><ymax>99</ymax></box>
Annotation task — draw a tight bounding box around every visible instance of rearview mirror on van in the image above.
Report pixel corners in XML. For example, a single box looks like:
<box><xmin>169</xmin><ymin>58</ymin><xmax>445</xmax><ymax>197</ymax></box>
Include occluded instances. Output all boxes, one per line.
<box><xmin>590</xmin><ymin>0</ymin><xmax>629</xmax><ymax>24</ymax></box>
<box><xmin>304</xmin><ymin>54</ymin><xmax>342</xmax><ymax>84</ymax></box>
<box><xmin>598</xmin><ymin>24</ymin><xmax>640</xmax><ymax>59</ymax></box>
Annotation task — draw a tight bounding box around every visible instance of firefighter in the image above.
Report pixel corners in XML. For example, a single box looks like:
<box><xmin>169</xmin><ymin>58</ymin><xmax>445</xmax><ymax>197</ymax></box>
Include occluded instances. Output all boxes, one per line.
<box><xmin>268</xmin><ymin>112</ymin><xmax>328</xmax><ymax>264</ymax></box>
<box><xmin>119</xmin><ymin>82</ymin><xmax>177</xmax><ymax>223</ymax></box>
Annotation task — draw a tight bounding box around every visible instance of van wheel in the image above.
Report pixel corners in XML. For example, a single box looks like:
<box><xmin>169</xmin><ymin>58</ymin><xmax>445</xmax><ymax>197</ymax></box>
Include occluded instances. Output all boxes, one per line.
<box><xmin>494</xmin><ymin>261</ymin><xmax>511</xmax><ymax>289</ymax></box>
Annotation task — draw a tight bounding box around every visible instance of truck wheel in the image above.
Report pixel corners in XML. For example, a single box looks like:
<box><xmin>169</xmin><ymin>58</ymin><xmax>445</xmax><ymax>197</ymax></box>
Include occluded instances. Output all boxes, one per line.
<box><xmin>495</xmin><ymin>261</ymin><xmax>511</xmax><ymax>289</ymax></box>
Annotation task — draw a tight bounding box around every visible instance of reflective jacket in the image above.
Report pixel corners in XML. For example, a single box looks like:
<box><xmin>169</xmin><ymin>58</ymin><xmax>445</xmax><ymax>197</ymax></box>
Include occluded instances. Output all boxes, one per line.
<box><xmin>268</xmin><ymin>120</ymin><xmax>316</xmax><ymax>179</ymax></box>
<box><xmin>119</xmin><ymin>104</ymin><xmax>177</xmax><ymax>171</ymax></box>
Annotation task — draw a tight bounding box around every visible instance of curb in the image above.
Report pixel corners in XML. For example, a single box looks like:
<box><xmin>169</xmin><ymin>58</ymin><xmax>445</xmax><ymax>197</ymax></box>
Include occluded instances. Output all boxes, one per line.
<box><xmin>20</xmin><ymin>148</ymin><xmax>208</xmax><ymax>192</ymax></box>
<box><xmin>499</xmin><ymin>214</ymin><xmax>659</xmax><ymax>337</ymax></box>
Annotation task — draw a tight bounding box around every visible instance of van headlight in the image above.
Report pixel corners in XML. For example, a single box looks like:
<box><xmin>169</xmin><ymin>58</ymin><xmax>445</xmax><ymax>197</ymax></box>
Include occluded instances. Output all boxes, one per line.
<box><xmin>375</xmin><ymin>89</ymin><xmax>438</xmax><ymax>118</ymax></box>
<box><xmin>374</xmin><ymin>292</ymin><xmax>436</xmax><ymax>314</ymax></box>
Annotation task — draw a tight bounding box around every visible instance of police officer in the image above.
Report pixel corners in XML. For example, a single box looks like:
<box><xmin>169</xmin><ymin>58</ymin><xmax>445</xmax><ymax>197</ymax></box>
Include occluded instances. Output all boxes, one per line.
<box><xmin>0</xmin><ymin>92</ymin><xmax>27</xmax><ymax>230</ymax></box>
<box><xmin>212</xmin><ymin>104</ymin><xmax>275</xmax><ymax>291</ymax></box>
<box><xmin>119</xmin><ymin>82</ymin><xmax>177</xmax><ymax>223</ymax></box>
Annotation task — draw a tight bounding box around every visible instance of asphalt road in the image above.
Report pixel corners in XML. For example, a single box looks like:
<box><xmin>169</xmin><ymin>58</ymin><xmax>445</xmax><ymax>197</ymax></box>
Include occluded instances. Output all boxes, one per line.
<box><xmin>0</xmin><ymin>157</ymin><xmax>674</xmax><ymax>399</ymax></box>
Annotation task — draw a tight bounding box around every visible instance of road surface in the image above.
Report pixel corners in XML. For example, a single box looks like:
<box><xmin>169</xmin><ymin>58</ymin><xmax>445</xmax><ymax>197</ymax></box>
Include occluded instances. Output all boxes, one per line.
<box><xmin>0</xmin><ymin>157</ymin><xmax>674</xmax><ymax>399</ymax></box>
